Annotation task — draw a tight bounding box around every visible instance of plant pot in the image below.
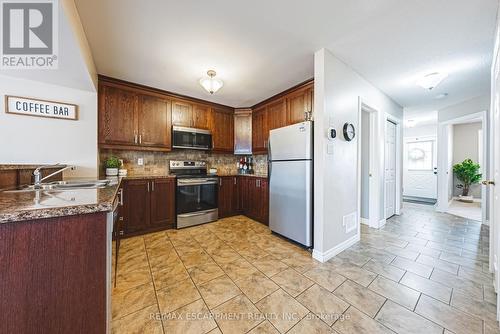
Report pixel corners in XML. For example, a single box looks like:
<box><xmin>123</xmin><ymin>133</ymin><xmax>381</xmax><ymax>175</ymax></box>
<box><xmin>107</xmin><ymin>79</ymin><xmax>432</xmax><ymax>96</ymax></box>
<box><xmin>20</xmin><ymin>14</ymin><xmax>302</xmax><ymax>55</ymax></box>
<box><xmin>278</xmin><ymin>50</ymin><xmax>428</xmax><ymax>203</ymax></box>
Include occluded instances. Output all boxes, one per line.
<box><xmin>106</xmin><ymin>168</ymin><xmax>119</xmax><ymax>176</ymax></box>
<box><xmin>458</xmin><ymin>195</ymin><xmax>474</xmax><ymax>203</ymax></box>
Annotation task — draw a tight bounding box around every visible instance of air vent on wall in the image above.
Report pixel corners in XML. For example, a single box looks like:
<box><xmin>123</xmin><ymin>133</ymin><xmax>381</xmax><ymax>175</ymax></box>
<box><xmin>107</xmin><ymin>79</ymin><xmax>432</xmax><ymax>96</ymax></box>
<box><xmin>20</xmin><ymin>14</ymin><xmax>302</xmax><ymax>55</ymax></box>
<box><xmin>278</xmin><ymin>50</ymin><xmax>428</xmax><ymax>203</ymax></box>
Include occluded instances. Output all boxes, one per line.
<box><xmin>343</xmin><ymin>212</ymin><xmax>357</xmax><ymax>234</ymax></box>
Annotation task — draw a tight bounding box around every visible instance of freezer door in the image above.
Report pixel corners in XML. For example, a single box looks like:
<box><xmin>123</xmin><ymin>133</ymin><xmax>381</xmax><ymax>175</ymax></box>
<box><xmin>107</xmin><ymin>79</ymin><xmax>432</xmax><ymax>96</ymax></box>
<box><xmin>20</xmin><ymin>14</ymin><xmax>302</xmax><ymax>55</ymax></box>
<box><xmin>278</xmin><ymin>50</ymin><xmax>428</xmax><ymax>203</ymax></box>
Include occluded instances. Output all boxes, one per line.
<box><xmin>269</xmin><ymin>121</ymin><xmax>312</xmax><ymax>161</ymax></box>
<box><xmin>269</xmin><ymin>160</ymin><xmax>312</xmax><ymax>247</ymax></box>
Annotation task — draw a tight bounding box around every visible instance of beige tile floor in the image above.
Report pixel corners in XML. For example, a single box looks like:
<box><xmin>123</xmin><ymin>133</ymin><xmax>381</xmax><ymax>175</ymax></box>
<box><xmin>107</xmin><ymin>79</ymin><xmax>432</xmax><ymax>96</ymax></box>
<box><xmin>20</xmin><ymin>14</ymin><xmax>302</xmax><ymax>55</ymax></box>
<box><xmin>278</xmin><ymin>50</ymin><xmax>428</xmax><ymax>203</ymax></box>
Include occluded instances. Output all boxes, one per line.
<box><xmin>111</xmin><ymin>203</ymin><xmax>499</xmax><ymax>334</ymax></box>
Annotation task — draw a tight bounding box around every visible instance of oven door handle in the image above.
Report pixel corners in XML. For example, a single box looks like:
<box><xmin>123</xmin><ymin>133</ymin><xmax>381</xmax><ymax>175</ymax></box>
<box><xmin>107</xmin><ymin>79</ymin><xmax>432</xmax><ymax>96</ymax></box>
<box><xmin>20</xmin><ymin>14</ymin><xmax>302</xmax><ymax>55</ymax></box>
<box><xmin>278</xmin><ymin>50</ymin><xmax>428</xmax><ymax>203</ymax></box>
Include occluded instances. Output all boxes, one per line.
<box><xmin>178</xmin><ymin>210</ymin><xmax>217</xmax><ymax>218</ymax></box>
<box><xmin>178</xmin><ymin>179</ymin><xmax>218</xmax><ymax>186</ymax></box>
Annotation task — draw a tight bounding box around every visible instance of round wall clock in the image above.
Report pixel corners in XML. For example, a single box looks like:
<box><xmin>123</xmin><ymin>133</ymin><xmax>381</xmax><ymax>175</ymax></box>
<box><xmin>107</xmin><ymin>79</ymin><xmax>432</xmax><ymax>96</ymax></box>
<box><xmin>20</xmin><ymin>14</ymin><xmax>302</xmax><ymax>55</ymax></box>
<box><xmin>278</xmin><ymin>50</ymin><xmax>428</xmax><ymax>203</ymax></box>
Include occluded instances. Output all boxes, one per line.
<box><xmin>343</xmin><ymin>123</ymin><xmax>355</xmax><ymax>141</ymax></box>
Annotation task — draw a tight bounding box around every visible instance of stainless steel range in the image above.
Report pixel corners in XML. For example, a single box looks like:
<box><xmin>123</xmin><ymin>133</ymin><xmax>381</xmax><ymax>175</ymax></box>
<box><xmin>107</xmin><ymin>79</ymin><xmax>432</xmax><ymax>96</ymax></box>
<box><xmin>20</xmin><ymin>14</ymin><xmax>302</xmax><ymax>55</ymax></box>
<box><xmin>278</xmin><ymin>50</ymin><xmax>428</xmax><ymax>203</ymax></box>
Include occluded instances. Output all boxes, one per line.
<box><xmin>170</xmin><ymin>160</ymin><xmax>218</xmax><ymax>228</ymax></box>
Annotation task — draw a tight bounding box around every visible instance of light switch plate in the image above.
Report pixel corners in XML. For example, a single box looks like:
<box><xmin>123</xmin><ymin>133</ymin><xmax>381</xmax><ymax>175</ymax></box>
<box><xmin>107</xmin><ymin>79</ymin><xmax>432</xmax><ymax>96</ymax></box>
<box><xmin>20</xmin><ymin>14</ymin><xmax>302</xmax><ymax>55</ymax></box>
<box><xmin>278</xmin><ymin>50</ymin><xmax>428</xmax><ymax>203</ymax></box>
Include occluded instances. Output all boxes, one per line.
<box><xmin>327</xmin><ymin>143</ymin><xmax>334</xmax><ymax>155</ymax></box>
<box><xmin>137</xmin><ymin>158</ymin><xmax>144</xmax><ymax>166</ymax></box>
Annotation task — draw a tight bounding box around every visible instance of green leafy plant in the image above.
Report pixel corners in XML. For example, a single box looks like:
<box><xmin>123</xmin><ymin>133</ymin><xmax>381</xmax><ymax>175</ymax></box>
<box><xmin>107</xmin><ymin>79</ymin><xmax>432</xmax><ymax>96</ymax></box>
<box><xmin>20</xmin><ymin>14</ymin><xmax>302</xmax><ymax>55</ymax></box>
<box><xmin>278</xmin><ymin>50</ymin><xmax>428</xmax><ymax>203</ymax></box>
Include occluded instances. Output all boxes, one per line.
<box><xmin>105</xmin><ymin>156</ymin><xmax>121</xmax><ymax>169</ymax></box>
<box><xmin>453</xmin><ymin>159</ymin><xmax>481</xmax><ymax>196</ymax></box>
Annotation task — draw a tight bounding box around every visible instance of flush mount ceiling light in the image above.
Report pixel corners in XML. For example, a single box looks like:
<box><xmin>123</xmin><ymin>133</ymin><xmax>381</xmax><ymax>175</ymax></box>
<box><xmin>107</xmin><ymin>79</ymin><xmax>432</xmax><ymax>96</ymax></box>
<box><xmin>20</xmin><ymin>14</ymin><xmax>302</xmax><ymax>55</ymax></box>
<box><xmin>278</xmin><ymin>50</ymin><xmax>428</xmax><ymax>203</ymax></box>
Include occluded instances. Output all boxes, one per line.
<box><xmin>435</xmin><ymin>93</ymin><xmax>449</xmax><ymax>100</ymax></box>
<box><xmin>416</xmin><ymin>72</ymin><xmax>448</xmax><ymax>90</ymax></box>
<box><xmin>199</xmin><ymin>70</ymin><xmax>223</xmax><ymax>94</ymax></box>
<box><xmin>406</xmin><ymin>119</ymin><xmax>416</xmax><ymax>128</ymax></box>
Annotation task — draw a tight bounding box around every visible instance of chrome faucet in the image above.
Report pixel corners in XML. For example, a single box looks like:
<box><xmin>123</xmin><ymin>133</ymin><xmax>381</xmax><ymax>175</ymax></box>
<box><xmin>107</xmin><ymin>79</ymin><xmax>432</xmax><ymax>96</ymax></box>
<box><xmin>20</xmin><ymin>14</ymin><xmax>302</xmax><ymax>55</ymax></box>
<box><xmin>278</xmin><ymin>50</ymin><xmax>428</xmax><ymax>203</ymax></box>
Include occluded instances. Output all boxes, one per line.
<box><xmin>33</xmin><ymin>164</ymin><xmax>76</xmax><ymax>188</ymax></box>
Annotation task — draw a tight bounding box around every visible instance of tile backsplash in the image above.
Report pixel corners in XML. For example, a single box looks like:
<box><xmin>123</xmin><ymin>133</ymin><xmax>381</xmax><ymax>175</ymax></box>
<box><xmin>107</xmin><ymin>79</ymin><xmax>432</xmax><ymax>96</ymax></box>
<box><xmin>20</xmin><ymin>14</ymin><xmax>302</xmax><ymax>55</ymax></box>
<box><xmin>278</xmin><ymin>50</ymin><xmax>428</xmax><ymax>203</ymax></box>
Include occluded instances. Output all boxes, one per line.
<box><xmin>99</xmin><ymin>149</ymin><xmax>268</xmax><ymax>176</ymax></box>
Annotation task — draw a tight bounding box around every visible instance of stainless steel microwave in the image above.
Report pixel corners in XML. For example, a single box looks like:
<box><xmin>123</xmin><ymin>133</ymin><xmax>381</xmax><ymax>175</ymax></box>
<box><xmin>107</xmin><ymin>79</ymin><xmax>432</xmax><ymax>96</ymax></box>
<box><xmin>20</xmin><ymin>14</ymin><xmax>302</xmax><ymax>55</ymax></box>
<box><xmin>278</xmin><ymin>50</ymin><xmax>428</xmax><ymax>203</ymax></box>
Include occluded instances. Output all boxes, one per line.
<box><xmin>172</xmin><ymin>126</ymin><xmax>212</xmax><ymax>150</ymax></box>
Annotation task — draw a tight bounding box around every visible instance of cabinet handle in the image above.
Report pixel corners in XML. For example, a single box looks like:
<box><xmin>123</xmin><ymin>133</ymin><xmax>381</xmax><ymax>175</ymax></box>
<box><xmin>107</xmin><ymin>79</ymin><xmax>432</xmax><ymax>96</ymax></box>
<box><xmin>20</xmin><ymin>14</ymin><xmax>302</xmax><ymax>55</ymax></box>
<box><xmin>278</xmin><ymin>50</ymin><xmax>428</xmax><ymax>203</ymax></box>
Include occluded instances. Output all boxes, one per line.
<box><xmin>147</xmin><ymin>181</ymin><xmax>150</xmax><ymax>192</ymax></box>
<box><xmin>234</xmin><ymin>177</ymin><xmax>237</xmax><ymax>185</ymax></box>
<box><xmin>134</xmin><ymin>133</ymin><xmax>138</xmax><ymax>144</ymax></box>
<box><xmin>139</xmin><ymin>134</ymin><xmax>142</xmax><ymax>144</ymax></box>
<box><xmin>119</xmin><ymin>188</ymin><xmax>123</xmax><ymax>206</ymax></box>
<box><xmin>152</xmin><ymin>180</ymin><xmax>155</xmax><ymax>191</ymax></box>
<box><xmin>219</xmin><ymin>178</ymin><xmax>222</xmax><ymax>187</ymax></box>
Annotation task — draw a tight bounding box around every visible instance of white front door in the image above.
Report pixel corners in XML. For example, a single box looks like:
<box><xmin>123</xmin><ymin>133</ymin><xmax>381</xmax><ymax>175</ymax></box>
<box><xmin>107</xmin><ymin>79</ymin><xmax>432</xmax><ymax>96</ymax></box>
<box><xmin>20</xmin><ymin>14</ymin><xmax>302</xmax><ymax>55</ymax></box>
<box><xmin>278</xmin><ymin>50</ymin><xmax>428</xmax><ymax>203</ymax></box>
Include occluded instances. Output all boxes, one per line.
<box><xmin>385</xmin><ymin>120</ymin><xmax>397</xmax><ymax>218</ymax></box>
<box><xmin>403</xmin><ymin>136</ymin><xmax>438</xmax><ymax>199</ymax></box>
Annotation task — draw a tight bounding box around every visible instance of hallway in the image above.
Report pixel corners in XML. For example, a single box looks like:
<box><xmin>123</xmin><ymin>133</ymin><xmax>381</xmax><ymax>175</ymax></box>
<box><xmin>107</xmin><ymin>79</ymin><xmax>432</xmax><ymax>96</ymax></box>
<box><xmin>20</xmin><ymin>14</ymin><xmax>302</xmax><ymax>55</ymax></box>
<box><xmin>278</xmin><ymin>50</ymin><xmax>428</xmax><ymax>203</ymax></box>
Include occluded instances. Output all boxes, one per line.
<box><xmin>111</xmin><ymin>203</ymin><xmax>496</xmax><ymax>334</ymax></box>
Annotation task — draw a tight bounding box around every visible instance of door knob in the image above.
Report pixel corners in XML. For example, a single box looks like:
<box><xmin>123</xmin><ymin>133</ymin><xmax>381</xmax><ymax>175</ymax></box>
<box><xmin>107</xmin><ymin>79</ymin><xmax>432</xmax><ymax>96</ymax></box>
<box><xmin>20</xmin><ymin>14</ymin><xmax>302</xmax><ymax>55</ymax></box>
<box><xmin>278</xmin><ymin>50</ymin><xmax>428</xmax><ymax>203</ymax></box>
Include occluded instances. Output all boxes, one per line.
<box><xmin>482</xmin><ymin>180</ymin><xmax>496</xmax><ymax>186</ymax></box>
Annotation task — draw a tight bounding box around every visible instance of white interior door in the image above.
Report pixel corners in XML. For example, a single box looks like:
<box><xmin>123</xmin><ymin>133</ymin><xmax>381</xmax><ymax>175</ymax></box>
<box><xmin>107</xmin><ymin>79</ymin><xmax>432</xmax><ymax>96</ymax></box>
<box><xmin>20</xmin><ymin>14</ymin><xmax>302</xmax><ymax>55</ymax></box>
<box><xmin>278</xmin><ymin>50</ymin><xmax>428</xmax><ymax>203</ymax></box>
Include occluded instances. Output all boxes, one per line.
<box><xmin>385</xmin><ymin>120</ymin><xmax>397</xmax><ymax>218</ymax></box>
<box><xmin>403</xmin><ymin>136</ymin><xmax>438</xmax><ymax>199</ymax></box>
<box><xmin>491</xmin><ymin>33</ymin><xmax>500</xmax><ymax>312</ymax></box>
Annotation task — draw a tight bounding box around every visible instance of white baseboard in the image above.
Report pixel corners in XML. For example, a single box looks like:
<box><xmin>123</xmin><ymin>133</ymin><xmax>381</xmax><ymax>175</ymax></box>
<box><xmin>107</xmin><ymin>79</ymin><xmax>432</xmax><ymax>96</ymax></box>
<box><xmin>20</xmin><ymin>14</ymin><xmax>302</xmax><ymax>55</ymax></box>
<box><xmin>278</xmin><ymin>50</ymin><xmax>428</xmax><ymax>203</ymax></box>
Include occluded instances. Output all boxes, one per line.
<box><xmin>378</xmin><ymin>219</ymin><xmax>386</xmax><ymax>228</ymax></box>
<box><xmin>312</xmin><ymin>234</ymin><xmax>360</xmax><ymax>263</ymax></box>
<box><xmin>360</xmin><ymin>218</ymin><xmax>369</xmax><ymax>225</ymax></box>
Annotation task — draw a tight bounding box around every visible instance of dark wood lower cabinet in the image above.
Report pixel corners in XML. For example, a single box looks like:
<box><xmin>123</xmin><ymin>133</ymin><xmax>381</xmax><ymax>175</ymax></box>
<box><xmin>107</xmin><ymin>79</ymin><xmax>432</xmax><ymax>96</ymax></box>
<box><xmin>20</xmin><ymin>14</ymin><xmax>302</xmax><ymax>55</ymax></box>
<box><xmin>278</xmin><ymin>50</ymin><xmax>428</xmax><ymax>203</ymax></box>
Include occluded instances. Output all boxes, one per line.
<box><xmin>218</xmin><ymin>176</ymin><xmax>238</xmax><ymax>218</ymax></box>
<box><xmin>121</xmin><ymin>177</ymin><xmax>175</xmax><ymax>237</ymax></box>
<box><xmin>0</xmin><ymin>212</ymin><xmax>107</xmax><ymax>334</ymax></box>
<box><xmin>235</xmin><ymin>176</ymin><xmax>269</xmax><ymax>225</ymax></box>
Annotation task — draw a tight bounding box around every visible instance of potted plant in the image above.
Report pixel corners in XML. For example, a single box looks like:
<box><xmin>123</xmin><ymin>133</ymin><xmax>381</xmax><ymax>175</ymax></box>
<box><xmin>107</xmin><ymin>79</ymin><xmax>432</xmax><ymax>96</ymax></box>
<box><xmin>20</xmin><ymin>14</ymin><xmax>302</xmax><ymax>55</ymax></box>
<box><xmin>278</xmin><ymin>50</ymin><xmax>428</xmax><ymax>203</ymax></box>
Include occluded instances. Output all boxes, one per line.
<box><xmin>105</xmin><ymin>156</ymin><xmax>121</xmax><ymax>176</ymax></box>
<box><xmin>453</xmin><ymin>158</ymin><xmax>481</xmax><ymax>203</ymax></box>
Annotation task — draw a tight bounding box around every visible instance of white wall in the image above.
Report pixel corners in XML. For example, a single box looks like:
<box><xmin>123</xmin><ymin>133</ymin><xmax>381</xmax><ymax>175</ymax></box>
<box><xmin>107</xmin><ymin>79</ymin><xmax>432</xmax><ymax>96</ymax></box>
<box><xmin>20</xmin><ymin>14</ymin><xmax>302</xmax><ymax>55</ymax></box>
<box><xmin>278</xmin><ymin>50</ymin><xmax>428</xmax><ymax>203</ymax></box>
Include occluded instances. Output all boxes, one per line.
<box><xmin>313</xmin><ymin>48</ymin><xmax>403</xmax><ymax>261</ymax></box>
<box><xmin>0</xmin><ymin>75</ymin><xmax>98</xmax><ymax>177</ymax></box>
<box><xmin>404</xmin><ymin>124</ymin><xmax>437</xmax><ymax>138</ymax></box>
<box><xmin>439</xmin><ymin>95</ymin><xmax>490</xmax><ymax>122</ymax></box>
<box><xmin>453</xmin><ymin>122</ymin><xmax>482</xmax><ymax>198</ymax></box>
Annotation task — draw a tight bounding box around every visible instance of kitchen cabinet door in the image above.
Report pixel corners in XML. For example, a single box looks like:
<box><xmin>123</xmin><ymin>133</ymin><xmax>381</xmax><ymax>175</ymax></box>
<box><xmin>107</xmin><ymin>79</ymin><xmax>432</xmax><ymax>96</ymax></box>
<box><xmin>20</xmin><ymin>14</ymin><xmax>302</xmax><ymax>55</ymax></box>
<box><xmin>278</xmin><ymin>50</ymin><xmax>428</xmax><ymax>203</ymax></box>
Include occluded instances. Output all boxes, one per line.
<box><xmin>238</xmin><ymin>176</ymin><xmax>250</xmax><ymax>214</ymax></box>
<box><xmin>192</xmin><ymin>104</ymin><xmax>210</xmax><ymax>129</ymax></box>
<box><xmin>267</xmin><ymin>98</ymin><xmax>287</xmax><ymax>131</ymax></box>
<box><xmin>211</xmin><ymin>108</ymin><xmax>234</xmax><ymax>153</ymax></box>
<box><xmin>150</xmin><ymin>178</ymin><xmax>175</xmax><ymax>229</ymax></box>
<box><xmin>171</xmin><ymin>100</ymin><xmax>193</xmax><ymax>127</ymax></box>
<box><xmin>234</xmin><ymin>110</ymin><xmax>252</xmax><ymax>154</ymax></box>
<box><xmin>123</xmin><ymin>180</ymin><xmax>150</xmax><ymax>235</ymax></box>
<box><xmin>252</xmin><ymin>106</ymin><xmax>268</xmax><ymax>154</ymax></box>
<box><xmin>138</xmin><ymin>95</ymin><xmax>172</xmax><ymax>149</ymax></box>
<box><xmin>259</xmin><ymin>178</ymin><xmax>269</xmax><ymax>225</ymax></box>
<box><xmin>99</xmin><ymin>84</ymin><xmax>138</xmax><ymax>146</ymax></box>
<box><xmin>286</xmin><ymin>85</ymin><xmax>313</xmax><ymax>125</ymax></box>
<box><xmin>218</xmin><ymin>176</ymin><xmax>237</xmax><ymax>218</ymax></box>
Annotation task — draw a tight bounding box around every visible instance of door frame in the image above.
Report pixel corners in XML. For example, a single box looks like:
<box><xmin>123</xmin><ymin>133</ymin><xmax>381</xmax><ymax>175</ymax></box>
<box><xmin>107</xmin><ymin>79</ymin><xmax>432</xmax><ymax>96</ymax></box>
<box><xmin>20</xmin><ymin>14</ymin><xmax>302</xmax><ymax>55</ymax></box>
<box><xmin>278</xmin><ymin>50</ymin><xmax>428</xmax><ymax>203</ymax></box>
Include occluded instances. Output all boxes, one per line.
<box><xmin>403</xmin><ymin>135</ymin><xmax>438</xmax><ymax>200</ymax></box>
<box><xmin>357</xmin><ymin>98</ymin><xmax>380</xmax><ymax>229</ymax></box>
<box><xmin>436</xmin><ymin>111</ymin><xmax>488</xmax><ymax>225</ymax></box>
<box><xmin>384</xmin><ymin>113</ymin><xmax>403</xmax><ymax>219</ymax></box>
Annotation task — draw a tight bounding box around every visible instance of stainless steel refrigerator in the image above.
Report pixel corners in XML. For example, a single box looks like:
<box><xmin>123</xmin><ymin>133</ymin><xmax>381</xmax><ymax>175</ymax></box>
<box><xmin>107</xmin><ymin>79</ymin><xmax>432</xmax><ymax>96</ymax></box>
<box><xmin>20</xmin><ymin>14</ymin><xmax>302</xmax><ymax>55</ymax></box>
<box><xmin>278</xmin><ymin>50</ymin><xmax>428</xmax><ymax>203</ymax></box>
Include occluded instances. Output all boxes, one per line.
<box><xmin>268</xmin><ymin>121</ymin><xmax>313</xmax><ymax>247</ymax></box>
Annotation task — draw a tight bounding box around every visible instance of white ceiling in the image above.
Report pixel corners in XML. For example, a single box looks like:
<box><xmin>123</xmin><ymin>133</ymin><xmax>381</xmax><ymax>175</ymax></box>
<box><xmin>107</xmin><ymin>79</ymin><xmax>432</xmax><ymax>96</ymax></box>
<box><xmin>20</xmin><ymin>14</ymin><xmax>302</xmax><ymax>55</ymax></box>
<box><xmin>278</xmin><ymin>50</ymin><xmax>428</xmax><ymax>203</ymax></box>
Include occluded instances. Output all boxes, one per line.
<box><xmin>74</xmin><ymin>0</ymin><xmax>498</xmax><ymax>108</ymax></box>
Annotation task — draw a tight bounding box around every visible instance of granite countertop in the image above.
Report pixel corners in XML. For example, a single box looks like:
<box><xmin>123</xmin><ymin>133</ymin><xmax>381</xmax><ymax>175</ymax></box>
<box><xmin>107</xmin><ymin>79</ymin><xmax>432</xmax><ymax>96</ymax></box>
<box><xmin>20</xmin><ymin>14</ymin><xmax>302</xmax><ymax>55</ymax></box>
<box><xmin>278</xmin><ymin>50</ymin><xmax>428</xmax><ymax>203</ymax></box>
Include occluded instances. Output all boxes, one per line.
<box><xmin>0</xmin><ymin>178</ymin><xmax>122</xmax><ymax>224</ymax></box>
<box><xmin>217</xmin><ymin>173</ymin><xmax>268</xmax><ymax>178</ymax></box>
<box><xmin>0</xmin><ymin>164</ymin><xmax>67</xmax><ymax>171</ymax></box>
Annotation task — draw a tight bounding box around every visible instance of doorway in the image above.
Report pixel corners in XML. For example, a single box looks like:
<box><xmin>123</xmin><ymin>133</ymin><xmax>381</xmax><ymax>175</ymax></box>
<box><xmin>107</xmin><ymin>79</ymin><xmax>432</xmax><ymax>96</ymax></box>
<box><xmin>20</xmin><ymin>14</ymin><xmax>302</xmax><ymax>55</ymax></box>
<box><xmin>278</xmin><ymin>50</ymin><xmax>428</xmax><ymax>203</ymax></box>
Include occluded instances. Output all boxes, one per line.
<box><xmin>385</xmin><ymin>120</ymin><xmax>397</xmax><ymax>218</ymax></box>
<box><xmin>403</xmin><ymin>136</ymin><xmax>438</xmax><ymax>204</ymax></box>
<box><xmin>437</xmin><ymin>111</ymin><xmax>488</xmax><ymax>224</ymax></box>
<box><xmin>358</xmin><ymin>100</ymin><xmax>379</xmax><ymax>228</ymax></box>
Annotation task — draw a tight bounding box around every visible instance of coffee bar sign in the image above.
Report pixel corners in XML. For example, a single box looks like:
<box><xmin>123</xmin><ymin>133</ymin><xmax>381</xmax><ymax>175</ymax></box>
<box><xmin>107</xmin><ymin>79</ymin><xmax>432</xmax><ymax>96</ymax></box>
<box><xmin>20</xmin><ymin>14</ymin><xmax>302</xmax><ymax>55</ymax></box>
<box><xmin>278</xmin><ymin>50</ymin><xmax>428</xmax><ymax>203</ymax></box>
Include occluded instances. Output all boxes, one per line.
<box><xmin>5</xmin><ymin>96</ymin><xmax>78</xmax><ymax>120</ymax></box>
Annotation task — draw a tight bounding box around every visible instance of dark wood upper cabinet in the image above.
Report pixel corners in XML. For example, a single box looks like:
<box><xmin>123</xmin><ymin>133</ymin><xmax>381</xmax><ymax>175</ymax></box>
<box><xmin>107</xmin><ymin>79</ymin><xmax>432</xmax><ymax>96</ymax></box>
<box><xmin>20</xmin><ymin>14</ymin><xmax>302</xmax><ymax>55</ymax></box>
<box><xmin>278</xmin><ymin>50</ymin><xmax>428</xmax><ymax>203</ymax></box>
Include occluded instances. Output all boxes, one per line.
<box><xmin>98</xmin><ymin>84</ymin><xmax>138</xmax><ymax>146</ymax></box>
<box><xmin>192</xmin><ymin>104</ymin><xmax>210</xmax><ymax>129</ymax></box>
<box><xmin>252</xmin><ymin>106</ymin><xmax>268</xmax><ymax>154</ymax></box>
<box><xmin>138</xmin><ymin>95</ymin><xmax>171</xmax><ymax>149</ymax></box>
<box><xmin>286</xmin><ymin>85</ymin><xmax>313</xmax><ymax>125</ymax></box>
<box><xmin>211</xmin><ymin>108</ymin><xmax>234</xmax><ymax>153</ymax></box>
<box><xmin>123</xmin><ymin>179</ymin><xmax>150</xmax><ymax>235</ymax></box>
<box><xmin>267</xmin><ymin>98</ymin><xmax>287</xmax><ymax>131</ymax></box>
<box><xmin>150</xmin><ymin>178</ymin><xmax>175</xmax><ymax>229</ymax></box>
<box><xmin>171</xmin><ymin>100</ymin><xmax>193</xmax><ymax>127</ymax></box>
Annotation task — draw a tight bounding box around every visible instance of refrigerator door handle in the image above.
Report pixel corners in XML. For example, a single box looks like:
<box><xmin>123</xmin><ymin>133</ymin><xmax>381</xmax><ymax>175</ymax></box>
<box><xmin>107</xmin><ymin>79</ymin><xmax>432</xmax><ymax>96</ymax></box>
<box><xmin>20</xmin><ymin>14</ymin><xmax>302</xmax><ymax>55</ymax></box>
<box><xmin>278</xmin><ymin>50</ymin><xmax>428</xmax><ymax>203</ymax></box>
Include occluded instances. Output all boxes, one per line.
<box><xmin>268</xmin><ymin>161</ymin><xmax>272</xmax><ymax>180</ymax></box>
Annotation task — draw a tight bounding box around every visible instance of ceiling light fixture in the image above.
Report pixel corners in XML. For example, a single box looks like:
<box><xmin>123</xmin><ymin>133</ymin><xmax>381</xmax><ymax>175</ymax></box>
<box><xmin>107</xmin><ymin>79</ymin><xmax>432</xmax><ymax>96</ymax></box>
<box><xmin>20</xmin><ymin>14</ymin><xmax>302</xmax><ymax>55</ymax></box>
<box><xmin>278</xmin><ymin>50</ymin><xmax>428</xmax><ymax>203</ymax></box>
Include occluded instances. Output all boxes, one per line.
<box><xmin>434</xmin><ymin>93</ymin><xmax>449</xmax><ymax>100</ymax></box>
<box><xmin>416</xmin><ymin>72</ymin><xmax>448</xmax><ymax>90</ymax></box>
<box><xmin>199</xmin><ymin>70</ymin><xmax>223</xmax><ymax>94</ymax></box>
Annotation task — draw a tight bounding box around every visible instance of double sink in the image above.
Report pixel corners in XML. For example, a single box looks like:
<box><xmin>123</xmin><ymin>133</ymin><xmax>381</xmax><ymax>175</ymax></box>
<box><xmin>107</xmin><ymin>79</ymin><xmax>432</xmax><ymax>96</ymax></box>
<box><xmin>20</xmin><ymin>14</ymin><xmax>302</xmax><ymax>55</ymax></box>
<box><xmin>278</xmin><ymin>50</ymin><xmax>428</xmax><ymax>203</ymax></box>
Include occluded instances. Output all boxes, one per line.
<box><xmin>4</xmin><ymin>180</ymin><xmax>112</xmax><ymax>193</ymax></box>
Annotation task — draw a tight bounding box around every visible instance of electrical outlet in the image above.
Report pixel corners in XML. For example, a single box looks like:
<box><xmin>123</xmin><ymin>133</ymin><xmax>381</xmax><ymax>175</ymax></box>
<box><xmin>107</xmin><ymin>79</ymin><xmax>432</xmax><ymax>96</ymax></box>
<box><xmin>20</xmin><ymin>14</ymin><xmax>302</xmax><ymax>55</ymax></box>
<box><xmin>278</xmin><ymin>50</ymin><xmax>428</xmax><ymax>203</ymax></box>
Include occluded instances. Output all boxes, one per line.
<box><xmin>137</xmin><ymin>158</ymin><xmax>144</xmax><ymax>166</ymax></box>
